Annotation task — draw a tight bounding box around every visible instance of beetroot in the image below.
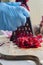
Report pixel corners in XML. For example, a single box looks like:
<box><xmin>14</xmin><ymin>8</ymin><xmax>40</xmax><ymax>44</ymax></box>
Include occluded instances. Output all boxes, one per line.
<box><xmin>13</xmin><ymin>33</ymin><xmax>42</xmax><ymax>48</ymax></box>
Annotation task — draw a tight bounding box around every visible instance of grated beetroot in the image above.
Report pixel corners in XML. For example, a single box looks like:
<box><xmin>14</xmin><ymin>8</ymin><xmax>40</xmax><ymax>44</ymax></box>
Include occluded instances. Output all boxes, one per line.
<box><xmin>13</xmin><ymin>33</ymin><xmax>43</xmax><ymax>48</ymax></box>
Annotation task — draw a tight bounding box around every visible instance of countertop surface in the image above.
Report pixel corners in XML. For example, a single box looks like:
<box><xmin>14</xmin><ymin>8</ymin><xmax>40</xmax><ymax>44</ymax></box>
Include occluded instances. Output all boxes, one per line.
<box><xmin>0</xmin><ymin>60</ymin><xmax>37</xmax><ymax>65</ymax></box>
<box><xmin>0</xmin><ymin>37</ymin><xmax>43</xmax><ymax>60</ymax></box>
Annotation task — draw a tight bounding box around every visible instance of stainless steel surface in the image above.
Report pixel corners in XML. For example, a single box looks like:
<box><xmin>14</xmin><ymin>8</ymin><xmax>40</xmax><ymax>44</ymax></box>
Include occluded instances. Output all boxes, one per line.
<box><xmin>0</xmin><ymin>63</ymin><xmax>2</xmax><ymax>65</ymax></box>
<box><xmin>0</xmin><ymin>60</ymin><xmax>39</xmax><ymax>65</ymax></box>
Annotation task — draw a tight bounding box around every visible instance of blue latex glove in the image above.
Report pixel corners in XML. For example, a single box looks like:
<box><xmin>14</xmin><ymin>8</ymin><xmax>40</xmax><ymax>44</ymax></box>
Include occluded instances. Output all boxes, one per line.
<box><xmin>0</xmin><ymin>2</ymin><xmax>30</xmax><ymax>31</ymax></box>
<box><xmin>6</xmin><ymin>2</ymin><xmax>21</xmax><ymax>6</ymax></box>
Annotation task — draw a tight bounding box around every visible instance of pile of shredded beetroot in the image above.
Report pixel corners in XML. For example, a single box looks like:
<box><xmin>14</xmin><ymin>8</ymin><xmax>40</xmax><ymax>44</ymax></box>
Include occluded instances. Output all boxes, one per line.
<box><xmin>13</xmin><ymin>33</ymin><xmax>43</xmax><ymax>48</ymax></box>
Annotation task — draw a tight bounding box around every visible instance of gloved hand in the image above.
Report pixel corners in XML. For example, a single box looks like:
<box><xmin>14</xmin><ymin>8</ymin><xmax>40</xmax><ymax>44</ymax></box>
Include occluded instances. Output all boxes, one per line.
<box><xmin>6</xmin><ymin>2</ymin><xmax>21</xmax><ymax>6</ymax></box>
<box><xmin>0</xmin><ymin>2</ymin><xmax>30</xmax><ymax>31</ymax></box>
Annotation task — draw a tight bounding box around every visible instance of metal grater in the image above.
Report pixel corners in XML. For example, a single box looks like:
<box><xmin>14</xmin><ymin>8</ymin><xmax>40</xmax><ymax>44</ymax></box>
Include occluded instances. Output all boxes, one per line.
<box><xmin>10</xmin><ymin>17</ymin><xmax>33</xmax><ymax>41</ymax></box>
